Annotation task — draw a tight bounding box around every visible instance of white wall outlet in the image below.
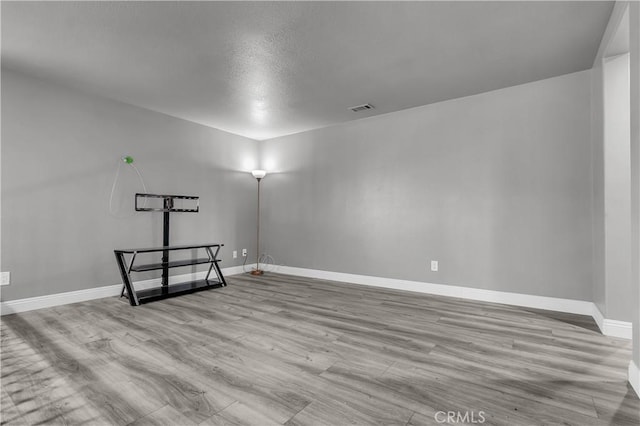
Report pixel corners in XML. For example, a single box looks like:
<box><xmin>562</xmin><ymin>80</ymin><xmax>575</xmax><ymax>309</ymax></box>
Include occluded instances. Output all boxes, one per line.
<box><xmin>430</xmin><ymin>260</ymin><xmax>438</xmax><ymax>272</ymax></box>
<box><xmin>1</xmin><ymin>272</ymin><xmax>10</xmax><ymax>286</ymax></box>
<box><xmin>232</xmin><ymin>250</ymin><xmax>237</xmax><ymax>259</ymax></box>
<box><xmin>242</xmin><ymin>249</ymin><xmax>247</xmax><ymax>257</ymax></box>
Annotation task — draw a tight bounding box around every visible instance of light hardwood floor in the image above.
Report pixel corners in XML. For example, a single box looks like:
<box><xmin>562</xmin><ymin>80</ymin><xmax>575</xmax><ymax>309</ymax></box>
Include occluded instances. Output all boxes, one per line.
<box><xmin>1</xmin><ymin>273</ymin><xmax>638</xmax><ymax>425</ymax></box>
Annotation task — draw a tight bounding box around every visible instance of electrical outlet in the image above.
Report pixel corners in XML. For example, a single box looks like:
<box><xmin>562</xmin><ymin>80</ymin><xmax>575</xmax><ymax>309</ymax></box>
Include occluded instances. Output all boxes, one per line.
<box><xmin>1</xmin><ymin>272</ymin><xmax>10</xmax><ymax>286</ymax></box>
<box><xmin>430</xmin><ymin>260</ymin><xmax>438</xmax><ymax>272</ymax></box>
<box><xmin>242</xmin><ymin>249</ymin><xmax>247</xmax><ymax>257</ymax></box>
<box><xmin>233</xmin><ymin>250</ymin><xmax>237</xmax><ymax>259</ymax></box>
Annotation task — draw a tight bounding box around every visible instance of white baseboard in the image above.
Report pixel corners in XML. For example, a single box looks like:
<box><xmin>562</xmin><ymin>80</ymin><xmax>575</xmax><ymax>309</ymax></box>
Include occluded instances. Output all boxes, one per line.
<box><xmin>602</xmin><ymin>319</ymin><xmax>633</xmax><ymax>339</ymax></box>
<box><xmin>592</xmin><ymin>303</ymin><xmax>605</xmax><ymax>331</ymax></box>
<box><xmin>277</xmin><ymin>266</ymin><xmax>633</xmax><ymax>340</ymax></box>
<box><xmin>630</xmin><ymin>361</ymin><xmax>640</xmax><ymax>398</ymax></box>
<box><xmin>277</xmin><ymin>266</ymin><xmax>594</xmax><ymax>315</ymax></box>
<box><xmin>0</xmin><ymin>265</ymin><xmax>245</xmax><ymax>316</ymax></box>
<box><xmin>591</xmin><ymin>304</ymin><xmax>633</xmax><ymax>339</ymax></box>
<box><xmin>0</xmin><ymin>283</ymin><xmax>122</xmax><ymax>316</ymax></box>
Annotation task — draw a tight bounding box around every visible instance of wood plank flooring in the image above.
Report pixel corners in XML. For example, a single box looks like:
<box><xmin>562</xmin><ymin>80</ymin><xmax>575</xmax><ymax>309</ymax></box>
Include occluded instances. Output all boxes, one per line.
<box><xmin>1</xmin><ymin>273</ymin><xmax>638</xmax><ymax>425</ymax></box>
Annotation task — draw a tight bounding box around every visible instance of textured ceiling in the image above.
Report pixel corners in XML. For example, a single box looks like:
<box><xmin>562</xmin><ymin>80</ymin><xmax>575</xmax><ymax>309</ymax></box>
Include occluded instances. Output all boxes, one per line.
<box><xmin>1</xmin><ymin>1</ymin><xmax>613</xmax><ymax>140</ymax></box>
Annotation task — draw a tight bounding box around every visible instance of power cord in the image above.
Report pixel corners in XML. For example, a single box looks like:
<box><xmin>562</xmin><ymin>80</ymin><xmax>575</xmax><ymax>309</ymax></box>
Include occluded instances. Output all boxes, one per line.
<box><xmin>241</xmin><ymin>252</ymin><xmax>277</xmax><ymax>273</ymax></box>
<box><xmin>108</xmin><ymin>156</ymin><xmax>148</xmax><ymax>218</ymax></box>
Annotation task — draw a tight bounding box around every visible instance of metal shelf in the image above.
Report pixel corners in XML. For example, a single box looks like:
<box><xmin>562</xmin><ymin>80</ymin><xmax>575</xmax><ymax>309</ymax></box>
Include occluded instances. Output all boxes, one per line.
<box><xmin>116</xmin><ymin>243</ymin><xmax>220</xmax><ymax>254</ymax></box>
<box><xmin>129</xmin><ymin>257</ymin><xmax>214</xmax><ymax>272</ymax></box>
<box><xmin>114</xmin><ymin>243</ymin><xmax>226</xmax><ymax>306</ymax></box>
<box><xmin>126</xmin><ymin>279</ymin><xmax>225</xmax><ymax>305</ymax></box>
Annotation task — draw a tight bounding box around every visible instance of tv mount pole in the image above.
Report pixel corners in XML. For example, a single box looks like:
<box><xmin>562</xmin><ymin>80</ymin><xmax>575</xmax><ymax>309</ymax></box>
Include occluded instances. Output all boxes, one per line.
<box><xmin>135</xmin><ymin>193</ymin><xmax>200</xmax><ymax>289</ymax></box>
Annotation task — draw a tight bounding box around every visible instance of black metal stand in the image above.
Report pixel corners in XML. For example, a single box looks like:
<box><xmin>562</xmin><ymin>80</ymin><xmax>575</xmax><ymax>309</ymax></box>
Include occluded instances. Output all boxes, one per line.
<box><xmin>114</xmin><ymin>244</ymin><xmax>227</xmax><ymax>306</ymax></box>
<box><xmin>162</xmin><ymin>197</ymin><xmax>172</xmax><ymax>288</ymax></box>
<box><xmin>114</xmin><ymin>193</ymin><xmax>226</xmax><ymax>306</ymax></box>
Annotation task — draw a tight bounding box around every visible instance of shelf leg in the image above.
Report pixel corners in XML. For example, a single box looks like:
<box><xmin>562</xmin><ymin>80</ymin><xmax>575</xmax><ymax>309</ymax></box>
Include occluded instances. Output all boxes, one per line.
<box><xmin>115</xmin><ymin>252</ymin><xmax>139</xmax><ymax>306</ymax></box>
<box><xmin>213</xmin><ymin>261</ymin><xmax>227</xmax><ymax>287</ymax></box>
<box><xmin>205</xmin><ymin>263</ymin><xmax>215</xmax><ymax>281</ymax></box>
<box><xmin>162</xmin><ymin>200</ymin><xmax>171</xmax><ymax>288</ymax></box>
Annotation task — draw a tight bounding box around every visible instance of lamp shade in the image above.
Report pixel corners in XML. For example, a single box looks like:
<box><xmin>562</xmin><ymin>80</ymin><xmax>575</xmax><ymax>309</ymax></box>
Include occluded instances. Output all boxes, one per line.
<box><xmin>251</xmin><ymin>169</ymin><xmax>267</xmax><ymax>180</ymax></box>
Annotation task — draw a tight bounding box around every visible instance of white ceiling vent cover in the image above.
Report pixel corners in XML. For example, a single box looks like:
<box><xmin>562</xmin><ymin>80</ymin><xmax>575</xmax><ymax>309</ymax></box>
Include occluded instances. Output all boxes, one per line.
<box><xmin>348</xmin><ymin>103</ymin><xmax>375</xmax><ymax>112</ymax></box>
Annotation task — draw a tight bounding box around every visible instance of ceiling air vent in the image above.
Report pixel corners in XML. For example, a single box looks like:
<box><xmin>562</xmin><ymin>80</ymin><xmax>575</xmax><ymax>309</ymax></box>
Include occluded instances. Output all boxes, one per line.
<box><xmin>348</xmin><ymin>103</ymin><xmax>374</xmax><ymax>112</ymax></box>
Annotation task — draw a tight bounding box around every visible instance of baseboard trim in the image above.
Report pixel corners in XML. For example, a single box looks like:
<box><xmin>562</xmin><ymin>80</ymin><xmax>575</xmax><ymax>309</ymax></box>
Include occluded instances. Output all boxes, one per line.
<box><xmin>602</xmin><ymin>319</ymin><xmax>634</xmax><ymax>339</ymax></box>
<box><xmin>630</xmin><ymin>361</ymin><xmax>640</xmax><ymax>398</ymax></box>
<box><xmin>0</xmin><ymin>265</ymin><xmax>245</xmax><ymax>315</ymax></box>
<box><xmin>277</xmin><ymin>265</ymin><xmax>594</xmax><ymax>315</ymax></box>
<box><xmin>592</xmin><ymin>303</ymin><xmax>605</xmax><ymax>331</ymax></box>
<box><xmin>591</xmin><ymin>304</ymin><xmax>633</xmax><ymax>339</ymax></box>
<box><xmin>276</xmin><ymin>266</ymin><xmax>633</xmax><ymax>339</ymax></box>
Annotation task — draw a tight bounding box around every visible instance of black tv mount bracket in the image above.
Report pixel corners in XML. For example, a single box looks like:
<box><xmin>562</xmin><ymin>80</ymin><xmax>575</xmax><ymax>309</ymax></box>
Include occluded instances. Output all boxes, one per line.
<box><xmin>135</xmin><ymin>193</ymin><xmax>200</xmax><ymax>287</ymax></box>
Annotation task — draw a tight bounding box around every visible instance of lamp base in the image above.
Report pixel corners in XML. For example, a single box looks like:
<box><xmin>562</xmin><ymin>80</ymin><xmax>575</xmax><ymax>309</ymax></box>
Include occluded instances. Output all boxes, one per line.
<box><xmin>250</xmin><ymin>269</ymin><xmax>264</xmax><ymax>276</ymax></box>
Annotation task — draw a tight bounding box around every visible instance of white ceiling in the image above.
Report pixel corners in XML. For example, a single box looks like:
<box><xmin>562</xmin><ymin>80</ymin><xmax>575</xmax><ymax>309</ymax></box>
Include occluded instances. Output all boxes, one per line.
<box><xmin>1</xmin><ymin>1</ymin><xmax>613</xmax><ymax>141</ymax></box>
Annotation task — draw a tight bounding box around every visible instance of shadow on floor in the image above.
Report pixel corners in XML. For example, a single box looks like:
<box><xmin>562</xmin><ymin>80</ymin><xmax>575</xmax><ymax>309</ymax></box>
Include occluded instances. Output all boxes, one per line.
<box><xmin>521</xmin><ymin>307</ymin><xmax>601</xmax><ymax>333</ymax></box>
<box><xmin>0</xmin><ymin>313</ymin><xmax>146</xmax><ymax>424</ymax></box>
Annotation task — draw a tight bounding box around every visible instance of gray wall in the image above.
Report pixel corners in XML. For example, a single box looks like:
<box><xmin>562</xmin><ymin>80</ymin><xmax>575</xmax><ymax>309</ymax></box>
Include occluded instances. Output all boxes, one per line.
<box><xmin>261</xmin><ymin>70</ymin><xmax>593</xmax><ymax>301</ymax></box>
<box><xmin>629</xmin><ymin>0</ymin><xmax>640</xmax><ymax>371</ymax></box>
<box><xmin>592</xmin><ymin>60</ymin><xmax>606</xmax><ymax>314</ymax></box>
<box><xmin>603</xmin><ymin>54</ymin><xmax>632</xmax><ymax>322</ymax></box>
<box><xmin>592</xmin><ymin>2</ymin><xmax>639</xmax><ymax>331</ymax></box>
<box><xmin>591</xmin><ymin>2</ymin><xmax>639</xmax><ymax>375</ymax></box>
<box><xmin>591</xmin><ymin>53</ymin><xmax>634</xmax><ymax>324</ymax></box>
<box><xmin>1</xmin><ymin>69</ymin><xmax>258</xmax><ymax>301</ymax></box>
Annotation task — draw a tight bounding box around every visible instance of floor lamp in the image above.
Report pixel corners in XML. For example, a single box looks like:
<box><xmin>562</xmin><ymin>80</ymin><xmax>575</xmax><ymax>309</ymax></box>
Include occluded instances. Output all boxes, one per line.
<box><xmin>250</xmin><ymin>169</ymin><xmax>267</xmax><ymax>275</ymax></box>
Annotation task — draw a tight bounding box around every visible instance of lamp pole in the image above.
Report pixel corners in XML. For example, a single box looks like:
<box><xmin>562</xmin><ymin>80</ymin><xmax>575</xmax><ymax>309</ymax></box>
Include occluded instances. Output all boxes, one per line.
<box><xmin>250</xmin><ymin>170</ymin><xmax>267</xmax><ymax>275</ymax></box>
